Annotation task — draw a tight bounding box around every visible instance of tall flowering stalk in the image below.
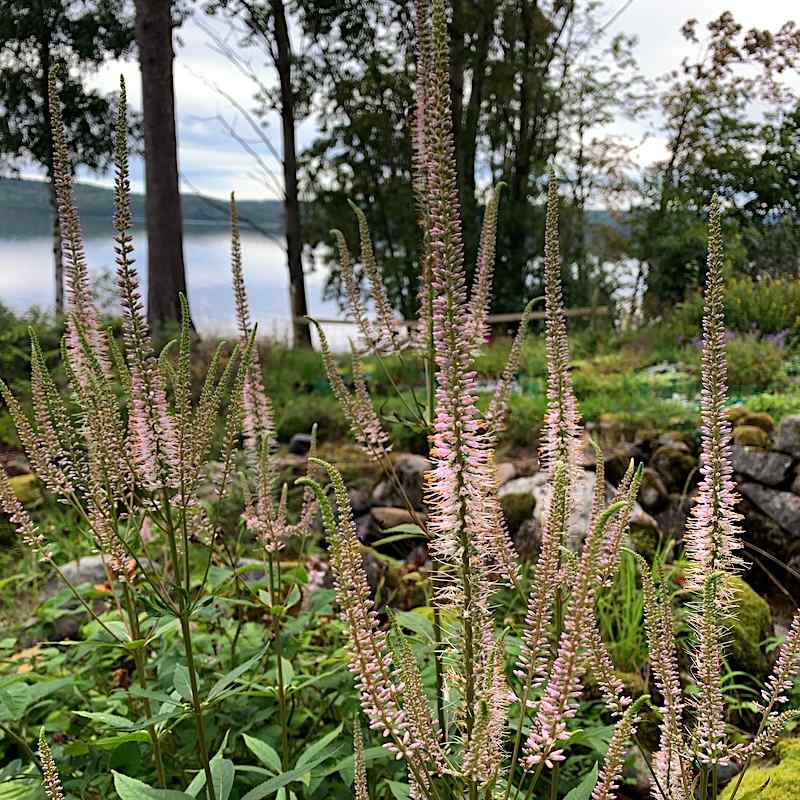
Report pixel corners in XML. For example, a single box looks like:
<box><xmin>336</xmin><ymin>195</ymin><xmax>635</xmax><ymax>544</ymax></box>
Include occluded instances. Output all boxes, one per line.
<box><xmin>48</xmin><ymin>68</ymin><xmax>110</xmax><ymax>375</ymax></box>
<box><xmin>540</xmin><ymin>169</ymin><xmax>582</xmax><ymax>482</ymax></box>
<box><xmin>634</xmin><ymin>199</ymin><xmax>800</xmax><ymax>800</ymax></box>
<box><xmin>228</xmin><ymin>193</ymin><xmax>318</xmax><ymax>769</ymax></box>
<box><xmin>38</xmin><ymin>735</ymin><xmax>65</xmax><ymax>800</ymax></box>
<box><xmin>308</xmin><ymin>4</ymin><xmax>653</xmax><ymax>800</ymax></box>
<box><xmin>685</xmin><ymin>197</ymin><xmax>743</xmax><ymax>775</ymax></box>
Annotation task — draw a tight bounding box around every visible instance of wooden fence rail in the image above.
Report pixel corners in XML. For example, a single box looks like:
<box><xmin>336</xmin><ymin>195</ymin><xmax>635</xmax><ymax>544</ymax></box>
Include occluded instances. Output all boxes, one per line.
<box><xmin>296</xmin><ymin>305</ymin><xmax>608</xmax><ymax>327</ymax></box>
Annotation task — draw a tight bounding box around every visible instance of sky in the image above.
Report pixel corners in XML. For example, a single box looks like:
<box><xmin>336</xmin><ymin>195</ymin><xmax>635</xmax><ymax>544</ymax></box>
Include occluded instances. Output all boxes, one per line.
<box><xmin>23</xmin><ymin>0</ymin><xmax>800</xmax><ymax>202</ymax></box>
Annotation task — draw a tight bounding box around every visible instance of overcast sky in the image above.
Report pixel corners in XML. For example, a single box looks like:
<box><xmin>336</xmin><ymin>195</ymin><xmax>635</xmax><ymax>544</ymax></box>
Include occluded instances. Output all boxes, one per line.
<box><xmin>35</xmin><ymin>0</ymin><xmax>800</xmax><ymax>201</ymax></box>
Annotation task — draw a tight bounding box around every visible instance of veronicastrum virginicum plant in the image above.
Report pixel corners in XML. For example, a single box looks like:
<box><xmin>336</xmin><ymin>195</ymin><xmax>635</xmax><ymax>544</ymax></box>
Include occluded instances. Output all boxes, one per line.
<box><xmin>300</xmin><ymin>1</ymin><xmax>800</xmax><ymax>799</ymax></box>
<box><xmin>0</xmin><ymin>72</ymin><xmax>319</xmax><ymax>800</ymax></box>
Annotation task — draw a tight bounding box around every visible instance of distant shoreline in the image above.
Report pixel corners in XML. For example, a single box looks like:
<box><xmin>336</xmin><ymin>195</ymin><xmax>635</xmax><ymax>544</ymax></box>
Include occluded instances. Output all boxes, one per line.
<box><xmin>0</xmin><ymin>176</ymin><xmax>284</xmax><ymax>233</ymax></box>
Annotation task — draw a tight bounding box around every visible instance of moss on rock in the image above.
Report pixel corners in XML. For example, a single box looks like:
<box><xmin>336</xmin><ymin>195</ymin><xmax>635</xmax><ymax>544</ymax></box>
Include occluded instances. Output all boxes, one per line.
<box><xmin>8</xmin><ymin>474</ymin><xmax>42</xmax><ymax>507</ymax></box>
<box><xmin>720</xmin><ymin>739</ymin><xmax>800</xmax><ymax>800</ymax></box>
<box><xmin>733</xmin><ymin>425</ymin><xmax>771</xmax><ymax>448</ymax></box>
<box><xmin>739</xmin><ymin>411</ymin><xmax>775</xmax><ymax>434</ymax></box>
<box><xmin>726</xmin><ymin>575</ymin><xmax>772</xmax><ymax>680</ymax></box>
<box><xmin>651</xmin><ymin>446</ymin><xmax>698</xmax><ymax>492</ymax></box>
<box><xmin>629</xmin><ymin>523</ymin><xmax>659</xmax><ymax>561</ymax></box>
<box><xmin>500</xmin><ymin>492</ymin><xmax>536</xmax><ymax>535</ymax></box>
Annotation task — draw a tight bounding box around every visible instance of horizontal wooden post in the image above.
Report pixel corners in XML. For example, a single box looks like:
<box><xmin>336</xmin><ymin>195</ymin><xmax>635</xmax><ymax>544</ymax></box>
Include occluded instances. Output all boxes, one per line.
<box><xmin>295</xmin><ymin>306</ymin><xmax>608</xmax><ymax>327</ymax></box>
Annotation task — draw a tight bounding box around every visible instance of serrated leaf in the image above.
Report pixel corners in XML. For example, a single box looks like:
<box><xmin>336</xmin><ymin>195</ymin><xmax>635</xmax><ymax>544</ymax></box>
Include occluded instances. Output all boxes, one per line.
<box><xmin>393</xmin><ymin>610</ymin><xmax>434</xmax><ymax>642</ymax></box>
<box><xmin>294</xmin><ymin>723</ymin><xmax>343</xmax><ymax>771</ymax></box>
<box><xmin>243</xmin><ymin>735</ymin><xmax>282</xmax><ymax>774</ymax></box>
<box><xmin>113</xmin><ymin>771</ymin><xmax>194</xmax><ymax>799</ymax></box>
<box><xmin>208</xmin><ymin>646</ymin><xmax>268</xmax><ymax>701</ymax></box>
<box><xmin>239</xmin><ymin>748</ymin><xmax>339</xmax><ymax>800</ymax></box>
<box><xmin>74</xmin><ymin>711</ymin><xmax>135</xmax><ymax>730</ymax></box>
<box><xmin>564</xmin><ymin>763</ymin><xmax>598</xmax><ymax>800</ymax></box>
<box><xmin>173</xmin><ymin>664</ymin><xmax>193</xmax><ymax>702</ymax></box>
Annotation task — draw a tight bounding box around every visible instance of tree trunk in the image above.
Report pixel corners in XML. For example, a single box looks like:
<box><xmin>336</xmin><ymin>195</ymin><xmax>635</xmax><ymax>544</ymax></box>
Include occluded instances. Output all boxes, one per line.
<box><xmin>269</xmin><ymin>0</ymin><xmax>312</xmax><ymax>348</ymax></box>
<box><xmin>133</xmin><ymin>0</ymin><xmax>193</xmax><ymax>335</ymax></box>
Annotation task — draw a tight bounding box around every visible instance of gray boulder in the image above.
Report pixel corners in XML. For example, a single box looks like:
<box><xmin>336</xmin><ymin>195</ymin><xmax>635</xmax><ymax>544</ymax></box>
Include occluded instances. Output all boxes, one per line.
<box><xmin>372</xmin><ymin>454</ymin><xmax>431</xmax><ymax>510</ymax></box>
<box><xmin>501</xmin><ymin>469</ymin><xmax>658</xmax><ymax>553</ymax></box>
<box><xmin>740</xmin><ymin>483</ymin><xmax>800</xmax><ymax>538</ymax></box>
<box><xmin>288</xmin><ymin>433</ymin><xmax>312</xmax><ymax>455</ymax></box>
<box><xmin>732</xmin><ymin>445</ymin><xmax>792</xmax><ymax>487</ymax></box>
<box><xmin>775</xmin><ymin>415</ymin><xmax>800</xmax><ymax>458</ymax></box>
<box><xmin>42</xmin><ymin>555</ymin><xmax>112</xmax><ymax>601</ymax></box>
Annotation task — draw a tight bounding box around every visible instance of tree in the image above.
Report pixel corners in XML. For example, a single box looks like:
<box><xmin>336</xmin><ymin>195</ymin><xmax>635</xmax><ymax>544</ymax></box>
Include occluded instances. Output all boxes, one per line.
<box><xmin>634</xmin><ymin>13</ymin><xmax>800</xmax><ymax>307</ymax></box>
<box><xmin>133</xmin><ymin>0</ymin><xmax>194</xmax><ymax>334</ymax></box>
<box><xmin>0</xmin><ymin>0</ymin><xmax>135</xmax><ymax>314</ymax></box>
<box><xmin>300</xmin><ymin>1</ymin><xmax>421</xmax><ymax>318</ymax></box>
<box><xmin>205</xmin><ymin>0</ymin><xmax>313</xmax><ymax>348</ymax></box>
<box><xmin>301</xmin><ymin>0</ymin><xmax>643</xmax><ymax>317</ymax></box>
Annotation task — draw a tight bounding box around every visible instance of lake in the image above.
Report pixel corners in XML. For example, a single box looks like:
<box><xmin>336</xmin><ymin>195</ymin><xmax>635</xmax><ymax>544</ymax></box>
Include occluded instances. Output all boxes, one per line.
<box><xmin>0</xmin><ymin>210</ymin><xmax>346</xmax><ymax>346</ymax></box>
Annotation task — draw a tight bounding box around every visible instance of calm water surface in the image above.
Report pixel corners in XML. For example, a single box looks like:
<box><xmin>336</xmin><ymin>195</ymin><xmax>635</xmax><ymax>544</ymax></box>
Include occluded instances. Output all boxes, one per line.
<box><xmin>0</xmin><ymin>210</ymin><xmax>344</xmax><ymax>345</ymax></box>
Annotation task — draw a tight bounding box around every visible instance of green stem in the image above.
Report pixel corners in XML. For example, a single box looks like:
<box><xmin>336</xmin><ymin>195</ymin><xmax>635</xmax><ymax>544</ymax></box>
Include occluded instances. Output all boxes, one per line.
<box><xmin>123</xmin><ymin>584</ymin><xmax>167</xmax><ymax>788</ymax></box>
<box><xmin>1</xmin><ymin>724</ymin><xmax>41</xmax><ymax>774</ymax></box>
<box><xmin>549</xmin><ymin>763</ymin><xmax>561</xmax><ymax>800</ymax></box>
<box><xmin>48</xmin><ymin>560</ymin><xmax>122</xmax><ymax>641</ymax></box>
<box><xmin>163</xmin><ymin>492</ymin><xmax>216</xmax><ymax>800</ymax></box>
<box><xmin>268</xmin><ymin>553</ymin><xmax>290</xmax><ymax>769</ymax></box>
<box><xmin>431</xmin><ymin>601</ymin><xmax>446</xmax><ymax>740</ymax></box>
<box><xmin>523</xmin><ymin>762</ymin><xmax>544</xmax><ymax>800</ymax></box>
<box><xmin>178</xmin><ymin>613</ymin><xmax>216</xmax><ymax>800</ymax></box>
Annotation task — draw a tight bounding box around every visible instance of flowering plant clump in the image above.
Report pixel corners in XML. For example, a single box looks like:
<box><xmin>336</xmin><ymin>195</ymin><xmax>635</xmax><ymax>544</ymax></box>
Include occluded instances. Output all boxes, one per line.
<box><xmin>1</xmin><ymin>1</ymin><xmax>799</xmax><ymax>799</ymax></box>
<box><xmin>0</xmin><ymin>72</ymin><xmax>317</xmax><ymax>800</ymax></box>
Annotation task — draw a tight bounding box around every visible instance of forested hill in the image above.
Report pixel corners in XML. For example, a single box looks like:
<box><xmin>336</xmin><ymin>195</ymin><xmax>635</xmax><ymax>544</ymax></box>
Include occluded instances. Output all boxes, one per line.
<box><xmin>0</xmin><ymin>176</ymin><xmax>284</xmax><ymax>232</ymax></box>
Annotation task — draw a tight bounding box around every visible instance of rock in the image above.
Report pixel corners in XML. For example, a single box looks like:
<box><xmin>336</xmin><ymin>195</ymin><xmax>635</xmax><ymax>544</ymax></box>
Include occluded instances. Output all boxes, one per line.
<box><xmin>499</xmin><ymin>475</ymin><xmax>542</xmax><ymax>498</ymax></box>
<box><xmin>727</xmin><ymin>575</ymin><xmax>772</xmax><ymax>680</ymax></box>
<box><xmin>500</xmin><ymin>492</ymin><xmax>536</xmax><ymax>535</ymax></box>
<box><xmin>370</xmin><ymin>506</ymin><xmax>424</xmax><ymax>530</ymax></box>
<box><xmin>776</xmin><ymin>415</ymin><xmax>800</xmax><ymax>458</ymax></box>
<box><xmin>734</xmin><ymin>424</ymin><xmax>771</xmax><ymax>448</ymax></box>
<box><xmin>288</xmin><ymin>433</ymin><xmax>312</xmax><ymax>455</ymax></box>
<box><xmin>654</xmin><ymin>492</ymin><xmax>693</xmax><ymax>542</ymax></box>
<box><xmin>8</xmin><ymin>474</ymin><xmax>42</xmax><ymax>507</ymax></box>
<box><xmin>792</xmin><ymin>466</ymin><xmax>800</xmax><ymax>496</ymax></box>
<box><xmin>732</xmin><ymin>445</ymin><xmax>792</xmax><ymax>486</ymax></box>
<box><xmin>348</xmin><ymin>488</ymin><xmax>371</xmax><ymax>516</ymax></box>
<box><xmin>371</xmin><ymin>454</ymin><xmax>431</xmax><ymax>510</ymax></box>
<box><xmin>237</xmin><ymin>558</ymin><xmax>267</xmax><ymax>583</ymax></box>
<box><xmin>53</xmin><ymin>616</ymin><xmax>84</xmax><ymax>641</ymax></box>
<box><xmin>651</xmin><ymin>446</ymin><xmax>698</xmax><ymax>493</ymax></box>
<box><xmin>495</xmin><ymin>462</ymin><xmax>517</xmax><ymax>487</ymax></box>
<box><xmin>719</xmin><ymin>739</ymin><xmax>800</xmax><ymax>800</ymax></box>
<box><xmin>655</xmin><ymin>431</ymin><xmax>691</xmax><ymax>453</ymax></box>
<box><xmin>740</xmin><ymin>483</ymin><xmax>800</xmax><ymax>538</ymax></box>
<box><xmin>629</xmin><ymin>523</ymin><xmax>659</xmax><ymax>561</ymax></box>
<box><xmin>42</xmin><ymin>555</ymin><xmax>113</xmax><ymax>601</ymax></box>
<box><xmin>739</xmin><ymin>411</ymin><xmax>775</xmax><ymax>433</ymax></box>
<box><xmin>726</xmin><ymin>406</ymin><xmax>749</xmax><ymax>425</ymax></box>
<box><xmin>737</xmin><ymin>497</ymin><xmax>792</xmax><ymax>562</ymax></box>
<box><xmin>604</xmin><ymin>445</ymin><xmax>645</xmax><ymax>486</ymax></box>
<box><xmin>502</xmin><ymin>469</ymin><xmax>658</xmax><ymax>552</ymax></box>
<box><xmin>638</xmin><ymin>468</ymin><xmax>668</xmax><ymax>512</ymax></box>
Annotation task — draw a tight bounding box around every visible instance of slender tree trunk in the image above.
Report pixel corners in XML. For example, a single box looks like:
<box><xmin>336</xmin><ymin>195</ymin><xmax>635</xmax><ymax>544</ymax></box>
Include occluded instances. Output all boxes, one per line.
<box><xmin>133</xmin><ymin>0</ymin><xmax>193</xmax><ymax>335</ymax></box>
<box><xmin>270</xmin><ymin>0</ymin><xmax>312</xmax><ymax>349</ymax></box>
<box><xmin>39</xmin><ymin>33</ymin><xmax>63</xmax><ymax>315</ymax></box>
